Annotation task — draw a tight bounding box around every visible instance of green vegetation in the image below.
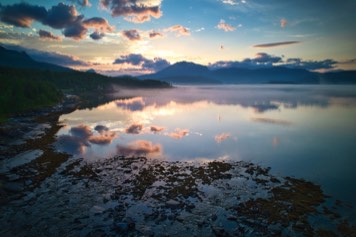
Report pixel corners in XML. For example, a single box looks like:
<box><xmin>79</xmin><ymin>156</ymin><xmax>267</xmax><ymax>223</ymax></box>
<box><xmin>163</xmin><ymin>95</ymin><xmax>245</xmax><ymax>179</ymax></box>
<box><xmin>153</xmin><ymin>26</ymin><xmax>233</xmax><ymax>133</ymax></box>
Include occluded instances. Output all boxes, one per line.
<box><xmin>0</xmin><ymin>67</ymin><xmax>171</xmax><ymax>120</ymax></box>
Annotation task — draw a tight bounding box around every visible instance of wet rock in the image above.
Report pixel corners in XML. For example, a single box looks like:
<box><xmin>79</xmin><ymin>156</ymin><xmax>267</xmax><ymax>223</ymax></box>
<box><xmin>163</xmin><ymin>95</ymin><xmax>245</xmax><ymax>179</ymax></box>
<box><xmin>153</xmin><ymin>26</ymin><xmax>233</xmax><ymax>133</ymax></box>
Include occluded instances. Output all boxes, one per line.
<box><xmin>115</xmin><ymin>222</ymin><xmax>128</xmax><ymax>233</ymax></box>
<box><xmin>211</xmin><ymin>213</ymin><xmax>218</xmax><ymax>221</ymax></box>
<box><xmin>227</xmin><ymin>215</ymin><xmax>237</xmax><ymax>221</ymax></box>
<box><xmin>212</xmin><ymin>226</ymin><xmax>230</xmax><ymax>237</ymax></box>
<box><xmin>3</xmin><ymin>182</ymin><xmax>24</xmax><ymax>192</ymax></box>
<box><xmin>166</xmin><ymin>199</ymin><xmax>180</xmax><ymax>209</ymax></box>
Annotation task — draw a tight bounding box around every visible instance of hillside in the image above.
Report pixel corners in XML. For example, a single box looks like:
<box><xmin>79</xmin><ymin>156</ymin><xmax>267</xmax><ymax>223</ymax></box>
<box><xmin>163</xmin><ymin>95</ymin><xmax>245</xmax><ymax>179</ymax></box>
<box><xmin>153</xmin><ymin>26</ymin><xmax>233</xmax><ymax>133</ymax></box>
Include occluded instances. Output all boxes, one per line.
<box><xmin>141</xmin><ymin>61</ymin><xmax>356</xmax><ymax>85</ymax></box>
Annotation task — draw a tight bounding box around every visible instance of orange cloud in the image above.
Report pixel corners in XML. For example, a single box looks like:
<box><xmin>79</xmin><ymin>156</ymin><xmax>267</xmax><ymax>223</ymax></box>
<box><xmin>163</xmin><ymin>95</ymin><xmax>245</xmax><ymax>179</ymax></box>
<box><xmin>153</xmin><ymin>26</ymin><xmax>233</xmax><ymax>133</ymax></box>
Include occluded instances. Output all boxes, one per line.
<box><xmin>116</xmin><ymin>140</ymin><xmax>162</xmax><ymax>156</ymax></box>
<box><xmin>167</xmin><ymin>128</ymin><xmax>189</xmax><ymax>139</ymax></box>
<box><xmin>166</xmin><ymin>25</ymin><xmax>190</xmax><ymax>36</ymax></box>
<box><xmin>89</xmin><ymin>131</ymin><xmax>117</xmax><ymax>145</ymax></box>
<box><xmin>150</xmin><ymin>125</ymin><xmax>165</xmax><ymax>133</ymax></box>
<box><xmin>215</xmin><ymin>132</ymin><xmax>231</xmax><ymax>144</ymax></box>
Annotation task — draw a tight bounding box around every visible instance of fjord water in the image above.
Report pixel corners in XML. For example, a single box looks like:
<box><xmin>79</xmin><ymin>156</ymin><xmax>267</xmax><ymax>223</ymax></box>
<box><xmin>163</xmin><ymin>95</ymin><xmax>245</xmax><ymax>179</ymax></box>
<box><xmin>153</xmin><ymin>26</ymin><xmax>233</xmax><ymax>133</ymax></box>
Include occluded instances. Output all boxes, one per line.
<box><xmin>57</xmin><ymin>85</ymin><xmax>356</xmax><ymax>209</ymax></box>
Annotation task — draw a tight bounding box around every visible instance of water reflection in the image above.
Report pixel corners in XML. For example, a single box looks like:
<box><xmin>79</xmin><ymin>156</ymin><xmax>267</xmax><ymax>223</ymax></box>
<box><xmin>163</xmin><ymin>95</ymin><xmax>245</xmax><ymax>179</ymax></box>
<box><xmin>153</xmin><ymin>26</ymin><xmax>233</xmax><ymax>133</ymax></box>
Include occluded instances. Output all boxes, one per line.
<box><xmin>56</xmin><ymin>85</ymin><xmax>356</xmax><ymax>206</ymax></box>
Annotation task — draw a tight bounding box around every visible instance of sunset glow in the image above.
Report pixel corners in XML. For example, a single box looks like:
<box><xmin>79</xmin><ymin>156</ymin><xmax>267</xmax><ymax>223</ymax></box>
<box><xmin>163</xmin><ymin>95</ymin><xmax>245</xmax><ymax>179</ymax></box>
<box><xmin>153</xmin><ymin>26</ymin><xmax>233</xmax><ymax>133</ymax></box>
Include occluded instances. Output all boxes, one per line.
<box><xmin>1</xmin><ymin>0</ymin><xmax>355</xmax><ymax>75</ymax></box>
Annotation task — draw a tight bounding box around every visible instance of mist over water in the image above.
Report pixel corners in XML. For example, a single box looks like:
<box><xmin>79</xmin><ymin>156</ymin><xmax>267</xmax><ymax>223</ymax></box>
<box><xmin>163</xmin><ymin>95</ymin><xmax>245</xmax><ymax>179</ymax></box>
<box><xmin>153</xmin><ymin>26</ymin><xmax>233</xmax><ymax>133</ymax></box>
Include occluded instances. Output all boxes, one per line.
<box><xmin>57</xmin><ymin>85</ymin><xmax>356</xmax><ymax>209</ymax></box>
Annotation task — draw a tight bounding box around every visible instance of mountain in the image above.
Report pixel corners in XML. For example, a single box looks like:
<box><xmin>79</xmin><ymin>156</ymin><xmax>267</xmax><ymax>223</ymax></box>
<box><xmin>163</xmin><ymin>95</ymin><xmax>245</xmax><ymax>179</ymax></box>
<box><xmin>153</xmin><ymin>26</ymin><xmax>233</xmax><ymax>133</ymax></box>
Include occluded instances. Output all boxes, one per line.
<box><xmin>0</xmin><ymin>46</ymin><xmax>71</xmax><ymax>72</ymax></box>
<box><xmin>213</xmin><ymin>67</ymin><xmax>319</xmax><ymax>84</ymax></box>
<box><xmin>141</xmin><ymin>61</ymin><xmax>356</xmax><ymax>84</ymax></box>
<box><xmin>140</xmin><ymin>61</ymin><xmax>221</xmax><ymax>84</ymax></box>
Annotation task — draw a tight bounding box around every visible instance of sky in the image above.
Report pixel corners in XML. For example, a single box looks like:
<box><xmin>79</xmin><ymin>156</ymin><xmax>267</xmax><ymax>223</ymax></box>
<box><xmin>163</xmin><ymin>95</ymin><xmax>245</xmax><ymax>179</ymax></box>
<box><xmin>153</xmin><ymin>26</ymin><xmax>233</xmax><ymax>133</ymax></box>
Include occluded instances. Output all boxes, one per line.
<box><xmin>0</xmin><ymin>0</ymin><xmax>355</xmax><ymax>75</ymax></box>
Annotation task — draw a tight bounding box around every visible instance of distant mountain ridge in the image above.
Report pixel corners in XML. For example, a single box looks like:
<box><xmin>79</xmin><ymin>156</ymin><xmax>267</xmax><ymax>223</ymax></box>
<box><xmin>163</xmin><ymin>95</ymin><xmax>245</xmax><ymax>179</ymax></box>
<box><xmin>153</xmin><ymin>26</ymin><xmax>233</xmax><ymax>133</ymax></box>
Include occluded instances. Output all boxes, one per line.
<box><xmin>141</xmin><ymin>61</ymin><xmax>356</xmax><ymax>84</ymax></box>
<box><xmin>0</xmin><ymin>46</ymin><xmax>71</xmax><ymax>72</ymax></box>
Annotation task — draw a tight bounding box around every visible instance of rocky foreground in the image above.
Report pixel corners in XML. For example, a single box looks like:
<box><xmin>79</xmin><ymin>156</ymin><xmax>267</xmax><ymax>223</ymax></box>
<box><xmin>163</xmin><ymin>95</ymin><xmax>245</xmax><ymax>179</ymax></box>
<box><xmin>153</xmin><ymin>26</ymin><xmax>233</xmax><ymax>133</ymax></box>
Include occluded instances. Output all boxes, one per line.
<box><xmin>1</xmin><ymin>154</ymin><xmax>355</xmax><ymax>237</ymax></box>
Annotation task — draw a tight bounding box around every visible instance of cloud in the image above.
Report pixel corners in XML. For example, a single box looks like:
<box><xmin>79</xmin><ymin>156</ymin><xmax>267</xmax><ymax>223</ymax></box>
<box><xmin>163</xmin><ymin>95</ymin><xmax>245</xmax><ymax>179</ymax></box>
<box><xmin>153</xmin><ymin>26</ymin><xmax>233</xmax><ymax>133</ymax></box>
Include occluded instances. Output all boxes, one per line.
<box><xmin>167</xmin><ymin>128</ymin><xmax>189</xmax><ymax>139</ymax></box>
<box><xmin>70</xmin><ymin>124</ymin><xmax>93</xmax><ymax>139</ymax></box>
<box><xmin>150</xmin><ymin>125</ymin><xmax>165</xmax><ymax>133</ymax></box>
<box><xmin>100</xmin><ymin>0</ymin><xmax>162</xmax><ymax>23</ymax></box>
<box><xmin>38</xmin><ymin>29</ymin><xmax>61</xmax><ymax>41</ymax></box>
<box><xmin>69</xmin><ymin>0</ymin><xmax>92</xmax><ymax>7</ymax></box>
<box><xmin>56</xmin><ymin>124</ymin><xmax>117</xmax><ymax>154</ymax></box>
<box><xmin>82</xmin><ymin>17</ymin><xmax>114</xmax><ymax>32</ymax></box>
<box><xmin>94</xmin><ymin>125</ymin><xmax>109</xmax><ymax>133</ymax></box>
<box><xmin>0</xmin><ymin>2</ymin><xmax>111</xmax><ymax>40</ymax></box>
<box><xmin>116</xmin><ymin>97</ymin><xmax>146</xmax><ymax>111</ymax></box>
<box><xmin>285</xmin><ymin>58</ymin><xmax>338</xmax><ymax>70</ymax></box>
<box><xmin>251</xmin><ymin>117</ymin><xmax>293</xmax><ymax>126</ymax></box>
<box><xmin>113</xmin><ymin>54</ymin><xmax>170</xmax><ymax>71</ymax></box>
<box><xmin>43</xmin><ymin>3</ymin><xmax>80</xmax><ymax>29</ymax></box>
<box><xmin>209</xmin><ymin>52</ymin><xmax>282</xmax><ymax>69</ymax></box>
<box><xmin>280</xmin><ymin>18</ymin><xmax>287</xmax><ymax>28</ymax></box>
<box><xmin>90</xmin><ymin>31</ymin><xmax>105</xmax><ymax>40</ymax></box>
<box><xmin>57</xmin><ymin>134</ymin><xmax>88</xmax><ymax>154</ymax></box>
<box><xmin>253</xmin><ymin>41</ymin><xmax>300</xmax><ymax>48</ymax></box>
<box><xmin>165</xmin><ymin>25</ymin><xmax>190</xmax><ymax>36</ymax></box>
<box><xmin>125</xmin><ymin>123</ymin><xmax>144</xmax><ymax>134</ymax></box>
<box><xmin>116</xmin><ymin>140</ymin><xmax>162</xmax><ymax>157</ymax></box>
<box><xmin>221</xmin><ymin>0</ymin><xmax>246</xmax><ymax>5</ymax></box>
<box><xmin>0</xmin><ymin>3</ymin><xmax>47</xmax><ymax>28</ymax></box>
<box><xmin>215</xmin><ymin>133</ymin><xmax>231</xmax><ymax>144</ymax></box>
<box><xmin>121</xmin><ymin>29</ymin><xmax>141</xmax><ymax>41</ymax></box>
<box><xmin>216</xmin><ymin>19</ymin><xmax>236</xmax><ymax>32</ymax></box>
<box><xmin>149</xmin><ymin>30</ymin><xmax>163</xmax><ymax>39</ymax></box>
<box><xmin>89</xmin><ymin>130</ymin><xmax>117</xmax><ymax>145</ymax></box>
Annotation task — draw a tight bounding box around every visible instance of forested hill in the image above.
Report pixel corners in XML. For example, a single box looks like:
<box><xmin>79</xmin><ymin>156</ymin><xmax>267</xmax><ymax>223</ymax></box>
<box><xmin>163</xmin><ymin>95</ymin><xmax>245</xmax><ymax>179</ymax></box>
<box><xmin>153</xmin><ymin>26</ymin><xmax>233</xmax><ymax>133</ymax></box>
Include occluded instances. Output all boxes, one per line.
<box><xmin>0</xmin><ymin>66</ymin><xmax>171</xmax><ymax>120</ymax></box>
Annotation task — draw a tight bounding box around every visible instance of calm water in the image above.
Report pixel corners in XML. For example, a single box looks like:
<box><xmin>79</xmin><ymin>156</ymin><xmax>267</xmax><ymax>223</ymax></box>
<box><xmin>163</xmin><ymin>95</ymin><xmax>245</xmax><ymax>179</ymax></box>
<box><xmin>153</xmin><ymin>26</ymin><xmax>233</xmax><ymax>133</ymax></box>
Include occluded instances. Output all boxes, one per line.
<box><xmin>57</xmin><ymin>85</ymin><xmax>356</xmax><ymax>208</ymax></box>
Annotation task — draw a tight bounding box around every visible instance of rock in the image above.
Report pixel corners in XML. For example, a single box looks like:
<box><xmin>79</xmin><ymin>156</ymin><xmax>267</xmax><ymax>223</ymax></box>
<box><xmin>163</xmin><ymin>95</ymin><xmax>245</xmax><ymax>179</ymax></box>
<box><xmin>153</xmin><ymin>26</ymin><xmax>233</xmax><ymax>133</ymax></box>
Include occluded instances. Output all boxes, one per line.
<box><xmin>211</xmin><ymin>213</ymin><xmax>218</xmax><ymax>221</ymax></box>
<box><xmin>3</xmin><ymin>182</ymin><xmax>24</xmax><ymax>192</ymax></box>
<box><xmin>115</xmin><ymin>222</ymin><xmax>128</xmax><ymax>233</ymax></box>
<box><xmin>166</xmin><ymin>199</ymin><xmax>180</xmax><ymax>209</ymax></box>
<box><xmin>227</xmin><ymin>215</ymin><xmax>237</xmax><ymax>221</ymax></box>
<box><xmin>90</xmin><ymin>205</ymin><xmax>106</xmax><ymax>214</ymax></box>
<box><xmin>212</xmin><ymin>226</ymin><xmax>230</xmax><ymax>237</ymax></box>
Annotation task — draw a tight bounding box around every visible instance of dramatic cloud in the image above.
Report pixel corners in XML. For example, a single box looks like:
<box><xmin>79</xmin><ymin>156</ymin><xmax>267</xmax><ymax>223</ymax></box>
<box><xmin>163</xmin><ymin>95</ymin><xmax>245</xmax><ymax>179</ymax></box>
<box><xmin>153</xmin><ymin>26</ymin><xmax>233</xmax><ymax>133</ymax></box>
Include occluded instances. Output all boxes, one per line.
<box><xmin>90</xmin><ymin>31</ymin><xmax>105</xmax><ymax>40</ymax></box>
<box><xmin>0</xmin><ymin>3</ymin><xmax>47</xmax><ymax>28</ymax></box>
<box><xmin>166</xmin><ymin>25</ymin><xmax>190</xmax><ymax>36</ymax></box>
<box><xmin>150</xmin><ymin>125</ymin><xmax>165</xmax><ymax>133</ymax></box>
<box><xmin>285</xmin><ymin>58</ymin><xmax>338</xmax><ymax>70</ymax></box>
<box><xmin>116</xmin><ymin>97</ymin><xmax>146</xmax><ymax>111</ymax></box>
<box><xmin>121</xmin><ymin>29</ymin><xmax>141</xmax><ymax>41</ymax></box>
<box><xmin>125</xmin><ymin>123</ymin><xmax>144</xmax><ymax>134</ymax></box>
<box><xmin>149</xmin><ymin>30</ymin><xmax>163</xmax><ymax>39</ymax></box>
<box><xmin>100</xmin><ymin>0</ymin><xmax>162</xmax><ymax>23</ymax></box>
<box><xmin>209</xmin><ymin>52</ymin><xmax>282</xmax><ymax>69</ymax></box>
<box><xmin>167</xmin><ymin>128</ymin><xmax>189</xmax><ymax>139</ymax></box>
<box><xmin>116</xmin><ymin>140</ymin><xmax>162</xmax><ymax>156</ymax></box>
<box><xmin>215</xmin><ymin>133</ymin><xmax>231</xmax><ymax>144</ymax></box>
<box><xmin>113</xmin><ymin>54</ymin><xmax>170</xmax><ymax>71</ymax></box>
<box><xmin>280</xmin><ymin>18</ymin><xmax>287</xmax><ymax>28</ymax></box>
<box><xmin>0</xmin><ymin>2</ymin><xmax>112</xmax><ymax>40</ymax></box>
<box><xmin>253</xmin><ymin>41</ymin><xmax>300</xmax><ymax>48</ymax></box>
<box><xmin>251</xmin><ymin>117</ymin><xmax>293</xmax><ymax>126</ymax></box>
<box><xmin>216</xmin><ymin>19</ymin><xmax>236</xmax><ymax>32</ymax></box>
<box><xmin>43</xmin><ymin>3</ymin><xmax>80</xmax><ymax>29</ymax></box>
<box><xmin>38</xmin><ymin>29</ymin><xmax>61</xmax><ymax>41</ymax></box>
